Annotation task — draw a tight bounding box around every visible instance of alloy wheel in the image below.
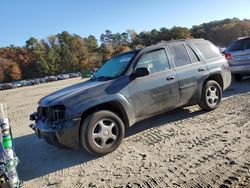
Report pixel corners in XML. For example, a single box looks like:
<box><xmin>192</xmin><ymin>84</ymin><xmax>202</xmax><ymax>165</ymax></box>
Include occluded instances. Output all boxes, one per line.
<box><xmin>92</xmin><ymin>118</ymin><xmax>118</xmax><ymax>148</ymax></box>
<box><xmin>206</xmin><ymin>85</ymin><xmax>219</xmax><ymax>107</ymax></box>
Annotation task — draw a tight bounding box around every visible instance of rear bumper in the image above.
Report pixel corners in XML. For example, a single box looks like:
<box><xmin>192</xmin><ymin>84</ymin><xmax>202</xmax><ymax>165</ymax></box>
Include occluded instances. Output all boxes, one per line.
<box><xmin>230</xmin><ymin>64</ymin><xmax>250</xmax><ymax>75</ymax></box>
<box><xmin>29</xmin><ymin>118</ymin><xmax>81</xmax><ymax>149</ymax></box>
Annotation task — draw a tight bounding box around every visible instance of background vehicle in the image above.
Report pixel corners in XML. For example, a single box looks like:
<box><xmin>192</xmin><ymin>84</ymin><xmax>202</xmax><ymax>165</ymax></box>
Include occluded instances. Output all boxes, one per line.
<box><xmin>57</xmin><ymin>74</ymin><xmax>70</xmax><ymax>80</ymax></box>
<box><xmin>68</xmin><ymin>73</ymin><xmax>80</xmax><ymax>78</ymax></box>
<box><xmin>30</xmin><ymin>79</ymin><xmax>40</xmax><ymax>85</ymax></box>
<box><xmin>12</xmin><ymin>82</ymin><xmax>22</xmax><ymax>88</ymax></box>
<box><xmin>81</xmin><ymin>70</ymin><xmax>92</xmax><ymax>78</ymax></box>
<box><xmin>225</xmin><ymin>37</ymin><xmax>250</xmax><ymax>81</ymax></box>
<box><xmin>45</xmin><ymin>76</ymin><xmax>57</xmax><ymax>82</ymax></box>
<box><xmin>30</xmin><ymin>39</ymin><xmax>231</xmax><ymax>156</ymax></box>
<box><xmin>1</xmin><ymin>84</ymin><xmax>14</xmax><ymax>90</ymax></box>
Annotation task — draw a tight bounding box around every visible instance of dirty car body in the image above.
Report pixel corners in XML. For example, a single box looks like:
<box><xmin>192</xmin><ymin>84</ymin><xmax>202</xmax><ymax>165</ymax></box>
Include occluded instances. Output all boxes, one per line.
<box><xmin>30</xmin><ymin>39</ymin><xmax>231</xmax><ymax>155</ymax></box>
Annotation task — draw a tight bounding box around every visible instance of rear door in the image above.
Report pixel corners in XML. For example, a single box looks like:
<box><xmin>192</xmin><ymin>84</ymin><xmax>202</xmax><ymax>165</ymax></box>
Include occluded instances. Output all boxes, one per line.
<box><xmin>128</xmin><ymin>47</ymin><xmax>180</xmax><ymax>118</ymax></box>
<box><xmin>168</xmin><ymin>42</ymin><xmax>207</xmax><ymax>104</ymax></box>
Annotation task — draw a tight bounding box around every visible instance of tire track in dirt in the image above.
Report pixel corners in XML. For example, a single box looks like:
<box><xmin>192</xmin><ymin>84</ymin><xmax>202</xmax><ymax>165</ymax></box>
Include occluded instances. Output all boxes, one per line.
<box><xmin>127</xmin><ymin>96</ymin><xmax>250</xmax><ymax>188</ymax></box>
<box><xmin>124</xmin><ymin>94</ymin><xmax>249</xmax><ymax>188</ymax></box>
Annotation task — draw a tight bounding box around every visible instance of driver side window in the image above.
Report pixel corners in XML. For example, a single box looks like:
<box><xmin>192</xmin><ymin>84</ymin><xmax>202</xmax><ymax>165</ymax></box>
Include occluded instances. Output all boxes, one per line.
<box><xmin>136</xmin><ymin>49</ymin><xmax>170</xmax><ymax>74</ymax></box>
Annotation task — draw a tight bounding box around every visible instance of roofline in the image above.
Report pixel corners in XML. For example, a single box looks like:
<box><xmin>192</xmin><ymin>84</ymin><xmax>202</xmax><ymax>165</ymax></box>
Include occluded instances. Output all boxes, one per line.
<box><xmin>157</xmin><ymin>38</ymin><xmax>205</xmax><ymax>45</ymax></box>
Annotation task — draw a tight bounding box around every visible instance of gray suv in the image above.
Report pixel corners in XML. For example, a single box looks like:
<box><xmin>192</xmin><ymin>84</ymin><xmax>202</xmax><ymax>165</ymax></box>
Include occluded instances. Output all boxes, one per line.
<box><xmin>30</xmin><ymin>39</ymin><xmax>231</xmax><ymax>156</ymax></box>
<box><xmin>225</xmin><ymin>37</ymin><xmax>250</xmax><ymax>81</ymax></box>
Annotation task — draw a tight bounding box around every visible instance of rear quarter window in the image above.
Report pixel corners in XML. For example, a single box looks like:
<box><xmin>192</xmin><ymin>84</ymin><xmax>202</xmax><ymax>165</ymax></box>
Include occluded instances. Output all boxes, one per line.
<box><xmin>194</xmin><ymin>41</ymin><xmax>221</xmax><ymax>60</ymax></box>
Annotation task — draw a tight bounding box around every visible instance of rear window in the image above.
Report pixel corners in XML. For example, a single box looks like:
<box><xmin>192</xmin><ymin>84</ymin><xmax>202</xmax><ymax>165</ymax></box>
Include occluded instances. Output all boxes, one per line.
<box><xmin>228</xmin><ymin>39</ymin><xmax>250</xmax><ymax>52</ymax></box>
<box><xmin>194</xmin><ymin>41</ymin><xmax>221</xmax><ymax>60</ymax></box>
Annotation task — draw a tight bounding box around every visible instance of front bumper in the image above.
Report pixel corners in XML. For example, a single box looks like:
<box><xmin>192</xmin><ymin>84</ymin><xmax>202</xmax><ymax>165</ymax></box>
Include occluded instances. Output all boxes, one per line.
<box><xmin>29</xmin><ymin>117</ymin><xmax>81</xmax><ymax>149</ymax></box>
<box><xmin>230</xmin><ymin>64</ymin><xmax>250</xmax><ymax>75</ymax></box>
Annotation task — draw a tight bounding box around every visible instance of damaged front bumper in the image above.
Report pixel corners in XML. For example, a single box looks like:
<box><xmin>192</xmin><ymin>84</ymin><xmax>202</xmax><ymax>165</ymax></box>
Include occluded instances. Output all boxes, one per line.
<box><xmin>29</xmin><ymin>113</ymin><xmax>81</xmax><ymax>149</ymax></box>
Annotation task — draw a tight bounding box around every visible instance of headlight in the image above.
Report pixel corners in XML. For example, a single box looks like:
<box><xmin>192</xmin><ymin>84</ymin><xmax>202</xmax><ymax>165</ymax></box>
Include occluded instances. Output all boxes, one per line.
<box><xmin>52</xmin><ymin>105</ymin><xmax>65</xmax><ymax>121</ymax></box>
<box><xmin>37</xmin><ymin>105</ymin><xmax>65</xmax><ymax>122</ymax></box>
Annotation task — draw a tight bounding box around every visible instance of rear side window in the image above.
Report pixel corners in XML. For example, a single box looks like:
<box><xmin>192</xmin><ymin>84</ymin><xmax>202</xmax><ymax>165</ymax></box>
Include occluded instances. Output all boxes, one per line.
<box><xmin>194</xmin><ymin>41</ymin><xmax>221</xmax><ymax>60</ymax></box>
<box><xmin>136</xmin><ymin>49</ymin><xmax>170</xmax><ymax>73</ymax></box>
<box><xmin>186</xmin><ymin>45</ymin><xmax>200</xmax><ymax>63</ymax></box>
<box><xmin>228</xmin><ymin>38</ymin><xmax>250</xmax><ymax>51</ymax></box>
<box><xmin>169</xmin><ymin>43</ymin><xmax>191</xmax><ymax>67</ymax></box>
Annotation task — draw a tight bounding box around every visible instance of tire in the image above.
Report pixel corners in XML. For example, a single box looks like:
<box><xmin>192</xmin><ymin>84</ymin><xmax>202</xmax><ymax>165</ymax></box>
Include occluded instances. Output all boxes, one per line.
<box><xmin>234</xmin><ymin>74</ymin><xmax>243</xmax><ymax>82</ymax></box>
<box><xmin>198</xmin><ymin>80</ymin><xmax>222</xmax><ymax>111</ymax></box>
<box><xmin>80</xmin><ymin>110</ymin><xmax>125</xmax><ymax>156</ymax></box>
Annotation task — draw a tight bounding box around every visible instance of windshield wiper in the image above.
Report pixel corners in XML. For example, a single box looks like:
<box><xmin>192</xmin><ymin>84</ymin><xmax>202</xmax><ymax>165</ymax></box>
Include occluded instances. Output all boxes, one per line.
<box><xmin>92</xmin><ymin>76</ymin><xmax>114</xmax><ymax>80</ymax></box>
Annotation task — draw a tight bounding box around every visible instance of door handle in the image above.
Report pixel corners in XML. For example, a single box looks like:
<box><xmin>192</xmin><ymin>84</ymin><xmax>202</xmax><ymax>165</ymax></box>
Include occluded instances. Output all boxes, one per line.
<box><xmin>198</xmin><ymin>67</ymin><xmax>205</xmax><ymax>72</ymax></box>
<box><xmin>166</xmin><ymin>76</ymin><xmax>175</xmax><ymax>81</ymax></box>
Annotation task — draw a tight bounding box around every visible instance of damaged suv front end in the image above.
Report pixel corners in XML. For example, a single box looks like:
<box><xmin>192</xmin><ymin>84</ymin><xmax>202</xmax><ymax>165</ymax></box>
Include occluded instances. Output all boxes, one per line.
<box><xmin>30</xmin><ymin>104</ymin><xmax>81</xmax><ymax>149</ymax></box>
<box><xmin>29</xmin><ymin>77</ymin><xmax>116</xmax><ymax>149</ymax></box>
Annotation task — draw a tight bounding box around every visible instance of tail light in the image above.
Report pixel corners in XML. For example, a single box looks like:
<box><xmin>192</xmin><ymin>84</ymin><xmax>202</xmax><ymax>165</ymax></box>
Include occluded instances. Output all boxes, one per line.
<box><xmin>225</xmin><ymin>53</ymin><xmax>232</xmax><ymax>60</ymax></box>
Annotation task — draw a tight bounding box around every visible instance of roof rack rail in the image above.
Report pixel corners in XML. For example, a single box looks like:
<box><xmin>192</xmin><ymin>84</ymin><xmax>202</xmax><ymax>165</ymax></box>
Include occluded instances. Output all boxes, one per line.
<box><xmin>237</xmin><ymin>36</ymin><xmax>250</xmax><ymax>40</ymax></box>
<box><xmin>157</xmin><ymin>38</ymin><xmax>205</xmax><ymax>45</ymax></box>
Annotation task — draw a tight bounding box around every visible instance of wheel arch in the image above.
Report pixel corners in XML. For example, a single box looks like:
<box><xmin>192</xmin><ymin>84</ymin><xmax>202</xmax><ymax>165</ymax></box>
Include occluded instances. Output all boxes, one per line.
<box><xmin>79</xmin><ymin>101</ymin><xmax>130</xmax><ymax>131</ymax></box>
<box><xmin>204</xmin><ymin>73</ymin><xmax>224</xmax><ymax>89</ymax></box>
<box><xmin>198</xmin><ymin>73</ymin><xmax>224</xmax><ymax>100</ymax></box>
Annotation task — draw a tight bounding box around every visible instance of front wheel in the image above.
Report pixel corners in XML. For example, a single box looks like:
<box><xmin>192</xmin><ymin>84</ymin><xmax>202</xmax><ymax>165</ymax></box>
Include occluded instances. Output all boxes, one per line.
<box><xmin>80</xmin><ymin>110</ymin><xmax>125</xmax><ymax>156</ymax></box>
<box><xmin>198</xmin><ymin>80</ymin><xmax>222</xmax><ymax>111</ymax></box>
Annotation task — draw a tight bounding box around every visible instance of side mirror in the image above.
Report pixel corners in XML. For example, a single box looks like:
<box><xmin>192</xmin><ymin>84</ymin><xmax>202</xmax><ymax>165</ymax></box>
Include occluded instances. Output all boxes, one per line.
<box><xmin>133</xmin><ymin>67</ymin><xmax>150</xmax><ymax>78</ymax></box>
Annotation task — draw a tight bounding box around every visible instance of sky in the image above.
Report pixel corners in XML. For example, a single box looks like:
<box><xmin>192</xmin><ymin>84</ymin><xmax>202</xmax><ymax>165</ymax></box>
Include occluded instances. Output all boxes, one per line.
<box><xmin>0</xmin><ymin>0</ymin><xmax>250</xmax><ymax>47</ymax></box>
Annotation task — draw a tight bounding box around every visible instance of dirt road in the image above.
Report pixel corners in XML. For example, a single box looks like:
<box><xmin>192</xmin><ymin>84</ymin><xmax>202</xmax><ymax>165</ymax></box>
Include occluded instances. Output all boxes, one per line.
<box><xmin>0</xmin><ymin>78</ymin><xmax>250</xmax><ymax>188</ymax></box>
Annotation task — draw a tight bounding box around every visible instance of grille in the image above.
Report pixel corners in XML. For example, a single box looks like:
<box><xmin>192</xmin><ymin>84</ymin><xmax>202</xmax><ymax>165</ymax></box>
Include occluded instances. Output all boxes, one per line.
<box><xmin>37</xmin><ymin>105</ymin><xmax>65</xmax><ymax>122</ymax></box>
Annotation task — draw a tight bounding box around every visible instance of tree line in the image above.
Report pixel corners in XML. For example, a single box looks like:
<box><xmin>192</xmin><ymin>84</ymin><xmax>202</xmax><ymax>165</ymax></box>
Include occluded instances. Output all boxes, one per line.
<box><xmin>0</xmin><ymin>18</ymin><xmax>250</xmax><ymax>83</ymax></box>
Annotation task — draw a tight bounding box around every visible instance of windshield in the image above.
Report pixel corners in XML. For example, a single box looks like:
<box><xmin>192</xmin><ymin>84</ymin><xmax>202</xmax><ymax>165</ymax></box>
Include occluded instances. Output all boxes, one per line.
<box><xmin>93</xmin><ymin>52</ymin><xmax>135</xmax><ymax>79</ymax></box>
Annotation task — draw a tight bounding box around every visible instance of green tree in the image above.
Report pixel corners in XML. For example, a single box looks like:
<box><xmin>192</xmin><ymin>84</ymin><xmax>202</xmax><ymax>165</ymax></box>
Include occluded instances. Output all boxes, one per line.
<box><xmin>100</xmin><ymin>30</ymin><xmax>113</xmax><ymax>45</ymax></box>
<box><xmin>85</xmin><ymin>35</ymin><xmax>98</xmax><ymax>53</ymax></box>
<box><xmin>25</xmin><ymin>37</ymin><xmax>38</xmax><ymax>49</ymax></box>
<box><xmin>169</xmin><ymin>27</ymin><xmax>191</xmax><ymax>39</ymax></box>
<box><xmin>24</xmin><ymin>37</ymin><xmax>50</xmax><ymax>76</ymax></box>
<box><xmin>99</xmin><ymin>44</ymin><xmax>114</xmax><ymax>62</ymax></box>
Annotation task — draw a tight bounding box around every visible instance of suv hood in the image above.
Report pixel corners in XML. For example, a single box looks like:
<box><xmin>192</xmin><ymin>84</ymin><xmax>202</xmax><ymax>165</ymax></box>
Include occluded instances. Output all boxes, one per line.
<box><xmin>39</xmin><ymin>80</ymin><xmax>107</xmax><ymax>106</ymax></box>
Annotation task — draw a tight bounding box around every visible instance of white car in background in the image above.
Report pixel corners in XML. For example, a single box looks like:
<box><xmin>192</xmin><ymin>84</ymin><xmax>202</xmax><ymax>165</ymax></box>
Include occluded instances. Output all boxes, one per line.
<box><xmin>225</xmin><ymin>37</ymin><xmax>250</xmax><ymax>81</ymax></box>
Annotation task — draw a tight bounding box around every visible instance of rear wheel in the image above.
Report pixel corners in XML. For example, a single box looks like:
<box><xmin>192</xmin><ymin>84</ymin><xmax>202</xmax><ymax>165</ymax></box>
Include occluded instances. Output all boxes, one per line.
<box><xmin>81</xmin><ymin>110</ymin><xmax>125</xmax><ymax>156</ymax></box>
<box><xmin>198</xmin><ymin>80</ymin><xmax>222</xmax><ymax>111</ymax></box>
<box><xmin>234</xmin><ymin>74</ymin><xmax>243</xmax><ymax>82</ymax></box>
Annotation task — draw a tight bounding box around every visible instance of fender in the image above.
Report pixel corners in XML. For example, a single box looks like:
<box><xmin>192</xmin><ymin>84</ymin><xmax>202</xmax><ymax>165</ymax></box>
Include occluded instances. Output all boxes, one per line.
<box><xmin>65</xmin><ymin>93</ymin><xmax>136</xmax><ymax>126</ymax></box>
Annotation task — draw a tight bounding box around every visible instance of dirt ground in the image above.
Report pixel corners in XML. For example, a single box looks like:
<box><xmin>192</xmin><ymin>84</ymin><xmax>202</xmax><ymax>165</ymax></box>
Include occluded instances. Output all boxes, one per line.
<box><xmin>0</xmin><ymin>77</ymin><xmax>250</xmax><ymax>188</ymax></box>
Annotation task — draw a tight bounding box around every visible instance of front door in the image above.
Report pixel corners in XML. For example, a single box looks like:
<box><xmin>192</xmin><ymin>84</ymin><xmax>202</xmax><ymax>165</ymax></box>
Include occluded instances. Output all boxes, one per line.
<box><xmin>128</xmin><ymin>48</ymin><xmax>180</xmax><ymax>118</ymax></box>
